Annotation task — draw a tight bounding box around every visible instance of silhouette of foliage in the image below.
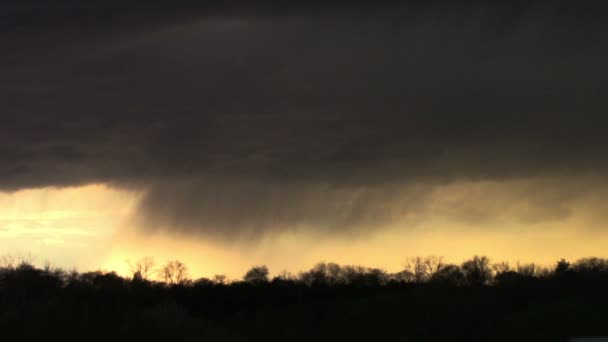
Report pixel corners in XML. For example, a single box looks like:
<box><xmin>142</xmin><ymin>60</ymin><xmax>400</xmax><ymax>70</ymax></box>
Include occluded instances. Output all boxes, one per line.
<box><xmin>213</xmin><ymin>274</ymin><xmax>228</xmax><ymax>285</ymax></box>
<box><xmin>492</xmin><ymin>261</ymin><xmax>512</xmax><ymax>274</ymax></box>
<box><xmin>1</xmin><ymin>255</ymin><xmax>608</xmax><ymax>340</ymax></box>
<box><xmin>160</xmin><ymin>260</ymin><xmax>189</xmax><ymax>285</ymax></box>
<box><xmin>429</xmin><ymin>264</ymin><xmax>466</xmax><ymax>286</ymax></box>
<box><xmin>555</xmin><ymin>258</ymin><xmax>571</xmax><ymax>275</ymax></box>
<box><xmin>572</xmin><ymin>257</ymin><xmax>608</xmax><ymax>274</ymax></box>
<box><xmin>402</xmin><ymin>256</ymin><xmax>445</xmax><ymax>284</ymax></box>
<box><xmin>461</xmin><ymin>255</ymin><xmax>492</xmax><ymax>286</ymax></box>
<box><xmin>128</xmin><ymin>256</ymin><xmax>155</xmax><ymax>282</ymax></box>
<box><xmin>243</xmin><ymin>265</ymin><xmax>270</xmax><ymax>284</ymax></box>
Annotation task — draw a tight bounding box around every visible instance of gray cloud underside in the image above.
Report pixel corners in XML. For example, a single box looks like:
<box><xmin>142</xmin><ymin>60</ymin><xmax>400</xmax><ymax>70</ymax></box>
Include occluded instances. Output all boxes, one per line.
<box><xmin>2</xmin><ymin>2</ymin><xmax>608</xmax><ymax>237</ymax></box>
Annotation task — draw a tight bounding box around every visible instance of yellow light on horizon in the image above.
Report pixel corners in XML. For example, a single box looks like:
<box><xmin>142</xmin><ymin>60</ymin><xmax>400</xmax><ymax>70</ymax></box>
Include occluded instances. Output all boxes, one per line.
<box><xmin>0</xmin><ymin>184</ymin><xmax>140</xmax><ymax>270</ymax></box>
<box><xmin>0</xmin><ymin>180</ymin><xmax>606</xmax><ymax>279</ymax></box>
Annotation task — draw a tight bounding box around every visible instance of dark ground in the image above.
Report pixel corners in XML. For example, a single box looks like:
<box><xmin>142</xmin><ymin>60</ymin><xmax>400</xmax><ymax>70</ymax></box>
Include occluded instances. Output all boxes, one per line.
<box><xmin>1</xmin><ymin>257</ymin><xmax>607</xmax><ymax>341</ymax></box>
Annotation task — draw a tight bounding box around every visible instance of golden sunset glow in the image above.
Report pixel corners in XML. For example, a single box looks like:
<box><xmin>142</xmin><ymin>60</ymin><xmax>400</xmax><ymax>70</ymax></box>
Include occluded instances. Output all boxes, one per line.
<box><xmin>0</xmin><ymin>185</ymin><xmax>139</xmax><ymax>270</ymax></box>
<box><xmin>2</xmin><ymin>181</ymin><xmax>604</xmax><ymax>280</ymax></box>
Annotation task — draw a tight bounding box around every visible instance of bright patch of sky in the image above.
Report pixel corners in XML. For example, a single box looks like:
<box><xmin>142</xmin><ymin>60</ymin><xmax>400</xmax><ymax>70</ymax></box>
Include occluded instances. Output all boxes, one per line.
<box><xmin>0</xmin><ymin>185</ymin><xmax>139</xmax><ymax>270</ymax></box>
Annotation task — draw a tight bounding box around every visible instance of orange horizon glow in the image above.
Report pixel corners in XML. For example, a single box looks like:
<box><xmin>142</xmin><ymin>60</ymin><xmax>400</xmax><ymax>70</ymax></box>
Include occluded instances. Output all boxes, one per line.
<box><xmin>0</xmin><ymin>183</ymin><xmax>607</xmax><ymax>280</ymax></box>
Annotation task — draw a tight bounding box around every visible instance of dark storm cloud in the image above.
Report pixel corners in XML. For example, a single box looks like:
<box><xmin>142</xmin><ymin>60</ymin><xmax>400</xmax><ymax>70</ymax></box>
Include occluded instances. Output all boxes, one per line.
<box><xmin>2</xmin><ymin>1</ymin><xmax>608</xmax><ymax>237</ymax></box>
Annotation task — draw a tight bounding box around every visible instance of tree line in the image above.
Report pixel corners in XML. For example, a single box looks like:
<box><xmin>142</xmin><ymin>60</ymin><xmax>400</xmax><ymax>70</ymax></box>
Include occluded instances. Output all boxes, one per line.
<box><xmin>1</xmin><ymin>254</ymin><xmax>607</xmax><ymax>288</ymax></box>
<box><xmin>126</xmin><ymin>255</ymin><xmax>607</xmax><ymax>287</ymax></box>
<box><xmin>1</xmin><ymin>254</ymin><xmax>608</xmax><ymax>340</ymax></box>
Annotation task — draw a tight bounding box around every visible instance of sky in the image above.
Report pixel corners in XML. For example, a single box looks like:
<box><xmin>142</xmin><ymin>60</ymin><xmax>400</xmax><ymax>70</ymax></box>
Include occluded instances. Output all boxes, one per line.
<box><xmin>2</xmin><ymin>1</ymin><xmax>608</xmax><ymax>279</ymax></box>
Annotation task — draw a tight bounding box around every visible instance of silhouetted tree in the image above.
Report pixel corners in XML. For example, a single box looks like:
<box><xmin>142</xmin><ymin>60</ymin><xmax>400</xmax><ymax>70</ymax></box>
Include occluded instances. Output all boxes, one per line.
<box><xmin>273</xmin><ymin>270</ymin><xmax>296</xmax><ymax>282</ymax></box>
<box><xmin>555</xmin><ymin>258</ymin><xmax>570</xmax><ymax>275</ymax></box>
<box><xmin>128</xmin><ymin>256</ymin><xmax>155</xmax><ymax>282</ymax></box>
<box><xmin>343</xmin><ymin>266</ymin><xmax>388</xmax><ymax>287</ymax></box>
<box><xmin>424</xmin><ymin>256</ymin><xmax>445</xmax><ymax>277</ymax></box>
<box><xmin>326</xmin><ymin>263</ymin><xmax>343</xmax><ymax>284</ymax></box>
<box><xmin>555</xmin><ymin>259</ymin><xmax>570</xmax><ymax>273</ymax></box>
<box><xmin>572</xmin><ymin>257</ymin><xmax>608</xmax><ymax>274</ymax></box>
<box><xmin>404</xmin><ymin>257</ymin><xmax>429</xmax><ymax>283</ymax></box>
<box><xmin>403</xmin><ymin>256</ymin><xmax>444</xmax><ymax>283</ymax></box>
<box><xmin>461</xmin><ymin>256</ymin><xmax>491</xmax><ymax>286</ymax></box>
<box><xmin>338</xmin><ymin>265</ymin><xmax>361</xmax><ymax>285</ymax></box>
<box><xmin>213</xmin><ymin>274</ymin><xmax>228</xmax><ymax>285</ymax></box>
<box><xmin>391</xmin><ymin>270</ymin><xmax>415</xmax><ymax>283</ymax></box>
<box><xmin>299</xmin><ymin>262</ymin><xmax>330</xmax><ymax>286</ymax></box>
<box><xmin>92</xmin><ymin>271</ymin><xmax>126</xmax><ymax>290</ymax></box>
<box><xmin>160</xmin><ymin>260</ymin><xmax>189</xmax><ymax>285</ymax></box>
<box><xmin>243</xmin><ymin>265</ymin><xmax>269</xmax><ymax>283</ymax></box>
<box><xmin>0</xmin><ymin>254</ymin><xmax>16</xmax><ymax>270</ymax></box>
<box><xmin>193</xmin><ymin>277</ymin><xmax>214</xmax><ymax>287</ymax></box>
<box><xmin>430</xmin><ymin>264</ymin><xmax>466</xmax><ymax>286</ymax></box>
<box><xmin>516</xmin><ymin>263</ymin><xmax>540</xmax><ymax>277</ymax></box>
<box><xmin>492</xmin><ymin>261</ymin><xmax>511</xmax><ymax>275</ymax></box>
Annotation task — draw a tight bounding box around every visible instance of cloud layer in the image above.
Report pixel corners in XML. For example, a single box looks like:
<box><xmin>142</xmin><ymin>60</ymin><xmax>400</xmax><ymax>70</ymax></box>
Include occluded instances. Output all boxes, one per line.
<box><xmin>3</xmin><ymin>1</ymin><xmax>608</xmax><ymax>238</ymax></box>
